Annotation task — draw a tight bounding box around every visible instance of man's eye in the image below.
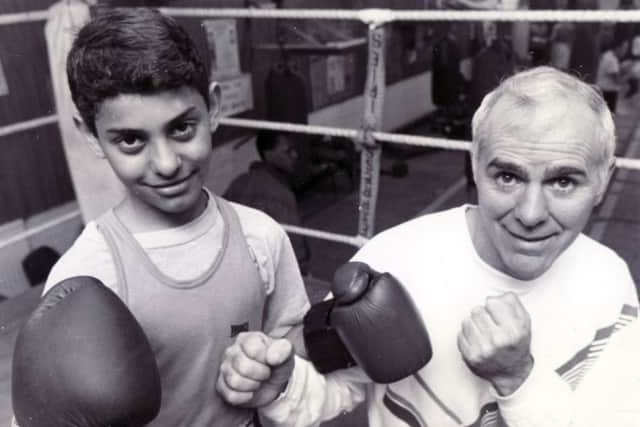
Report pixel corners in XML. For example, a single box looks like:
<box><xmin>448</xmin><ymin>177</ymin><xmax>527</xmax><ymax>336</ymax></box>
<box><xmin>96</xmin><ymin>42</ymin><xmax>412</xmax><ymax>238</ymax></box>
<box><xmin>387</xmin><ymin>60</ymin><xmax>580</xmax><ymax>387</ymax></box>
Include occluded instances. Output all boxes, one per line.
<box><xmin>496</xmin><ymin>172</ymin><xmax>519</xmax><ymax>186</ymax></box>
<box><xmin>551</xmin><ymin>177</ymin><xmax>575</xmax><ymax>191</ymax></box>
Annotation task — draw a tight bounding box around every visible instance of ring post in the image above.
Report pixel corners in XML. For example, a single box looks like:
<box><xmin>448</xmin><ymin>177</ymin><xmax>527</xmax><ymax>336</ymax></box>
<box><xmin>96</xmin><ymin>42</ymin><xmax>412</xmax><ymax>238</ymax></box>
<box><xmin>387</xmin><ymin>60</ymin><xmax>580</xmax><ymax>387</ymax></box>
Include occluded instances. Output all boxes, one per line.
<box><xmin>357</xmin><ymin>22</ymin><xmax>386</xmax><ymax>239</ymax></box>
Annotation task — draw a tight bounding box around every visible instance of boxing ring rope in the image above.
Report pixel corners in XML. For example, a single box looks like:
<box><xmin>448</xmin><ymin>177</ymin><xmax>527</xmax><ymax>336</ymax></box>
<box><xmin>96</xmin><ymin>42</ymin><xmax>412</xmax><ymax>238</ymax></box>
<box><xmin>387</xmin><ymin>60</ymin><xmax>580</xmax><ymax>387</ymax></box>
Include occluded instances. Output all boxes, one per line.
<box><xmin>0</xmin><ymin>10</ymin><xmax>50</xmax><ymax>26</ymax></box>
<box><xmin>160</xmin><ymin>7</ymin><xmax>640</xmax><ymax>24</ymax></box>
<box><xmin>0</xmin><ymin>115</ymin><xmax>59</xmax><ymax>138</ymax></box>
<box><xmin>220</xmin><ymin>117</ymin><xmax>473</xmax><ymax>152</ymax></box>
<box><xmin>1</xmin><ymin>7</ymin><xmax>640</xmax><ymax>249</ymax></box>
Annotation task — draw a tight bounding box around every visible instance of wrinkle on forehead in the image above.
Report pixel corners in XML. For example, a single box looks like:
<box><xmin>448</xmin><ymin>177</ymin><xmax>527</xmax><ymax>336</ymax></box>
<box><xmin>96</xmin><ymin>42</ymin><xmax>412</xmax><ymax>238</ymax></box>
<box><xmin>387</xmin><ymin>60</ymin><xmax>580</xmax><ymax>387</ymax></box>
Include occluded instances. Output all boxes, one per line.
<box><xmin>482</xmin><ymin>96</ymin><xmax>602</xmax><ymax>162</ymax></box>
<box><xmin>486</xmin><ymin>140</ymin><xmax>599</xmax><ymax>169</ymax></box>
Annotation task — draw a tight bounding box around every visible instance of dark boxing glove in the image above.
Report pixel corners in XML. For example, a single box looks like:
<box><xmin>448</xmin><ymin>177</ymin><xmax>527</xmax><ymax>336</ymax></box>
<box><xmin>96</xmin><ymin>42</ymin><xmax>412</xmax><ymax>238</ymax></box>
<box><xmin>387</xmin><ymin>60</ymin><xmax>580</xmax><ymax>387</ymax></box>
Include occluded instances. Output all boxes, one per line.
<box><xmin>12</xmin><ymin>276</ymin><xmax>161</xmax><ymax>427</ymax></box>
<box><xmin>304</xmin><ymin>262</ymin><xmax>432</xmax><ymax>383</ymax></box>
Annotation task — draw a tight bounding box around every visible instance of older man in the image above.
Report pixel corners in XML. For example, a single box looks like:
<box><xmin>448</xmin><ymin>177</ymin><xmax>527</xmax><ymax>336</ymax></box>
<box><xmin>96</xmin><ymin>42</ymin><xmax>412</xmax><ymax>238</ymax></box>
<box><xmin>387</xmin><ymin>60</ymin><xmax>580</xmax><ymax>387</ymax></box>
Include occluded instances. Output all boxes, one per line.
<box><xmin>217</xmin><ymin>67</ymin><xmax>639</xmax><ymax>427</ymax></box>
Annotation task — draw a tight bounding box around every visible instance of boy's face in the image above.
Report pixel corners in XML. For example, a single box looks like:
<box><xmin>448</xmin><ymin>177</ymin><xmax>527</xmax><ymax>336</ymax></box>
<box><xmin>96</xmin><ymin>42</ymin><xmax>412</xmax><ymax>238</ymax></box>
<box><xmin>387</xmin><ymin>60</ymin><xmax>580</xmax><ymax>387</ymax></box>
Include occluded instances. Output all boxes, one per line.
<box><xmin>89</xmin><ymin>86</ymin><xmax>213</xmax><ymax>222</ymax></box>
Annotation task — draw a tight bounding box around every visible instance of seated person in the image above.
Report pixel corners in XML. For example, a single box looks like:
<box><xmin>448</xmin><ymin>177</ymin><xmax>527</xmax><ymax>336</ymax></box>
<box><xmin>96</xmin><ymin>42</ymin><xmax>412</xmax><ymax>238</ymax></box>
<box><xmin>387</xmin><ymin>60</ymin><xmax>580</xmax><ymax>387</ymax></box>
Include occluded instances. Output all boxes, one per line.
<box><xmin>224</xmin><ymin>129</ymin><xmax>311</xmax><ymax>275</ymax></box>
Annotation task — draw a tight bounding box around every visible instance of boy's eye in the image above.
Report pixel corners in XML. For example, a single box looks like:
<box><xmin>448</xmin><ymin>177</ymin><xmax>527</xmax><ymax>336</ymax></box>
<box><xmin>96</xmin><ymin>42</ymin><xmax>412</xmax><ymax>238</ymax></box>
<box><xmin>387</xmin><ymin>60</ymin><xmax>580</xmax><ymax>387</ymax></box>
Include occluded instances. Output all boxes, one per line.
<box><xmin>115</xmin><ymin>135</ymin><xmax>145</xmax><ymax>153</ymax></box>
<box><xmin>171</xmin><ymin>122</ymin><xmax>196</xmax><ymax>140</ymax></box>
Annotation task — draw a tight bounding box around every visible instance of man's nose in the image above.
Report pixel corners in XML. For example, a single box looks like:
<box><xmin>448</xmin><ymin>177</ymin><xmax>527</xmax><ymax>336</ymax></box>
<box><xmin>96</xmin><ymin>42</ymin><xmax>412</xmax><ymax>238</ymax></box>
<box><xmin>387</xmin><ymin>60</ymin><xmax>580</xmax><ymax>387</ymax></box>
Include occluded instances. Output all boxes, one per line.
<box><xmin>150</xmin><ymin>139</ymin><xmax>181</xmax><ymax>177</ymax></box>
<box><xmin>514</xmin><ymin>184</ymin><xmax>549</xmax><ymax>229</ymax></box>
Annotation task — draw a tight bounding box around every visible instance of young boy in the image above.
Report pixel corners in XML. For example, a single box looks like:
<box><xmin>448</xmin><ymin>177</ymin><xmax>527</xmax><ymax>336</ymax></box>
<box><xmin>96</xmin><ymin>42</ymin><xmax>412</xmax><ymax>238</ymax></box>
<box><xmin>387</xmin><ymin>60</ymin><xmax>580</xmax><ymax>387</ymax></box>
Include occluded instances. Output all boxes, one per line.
<box><xmin>34</xmin><ymin>7</ymin><xmax>310</xmax><ymax>426</ymax></box>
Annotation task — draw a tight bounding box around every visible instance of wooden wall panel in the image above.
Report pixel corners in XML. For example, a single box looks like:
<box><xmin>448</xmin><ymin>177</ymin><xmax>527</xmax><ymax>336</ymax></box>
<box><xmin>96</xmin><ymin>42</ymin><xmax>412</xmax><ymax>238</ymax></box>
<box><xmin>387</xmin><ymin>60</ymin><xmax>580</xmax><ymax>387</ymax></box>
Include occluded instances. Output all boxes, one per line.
<box><xmin>0</xmin><ymin>1</ymin><xmax>75</xmax><ymax>223</ymax></box>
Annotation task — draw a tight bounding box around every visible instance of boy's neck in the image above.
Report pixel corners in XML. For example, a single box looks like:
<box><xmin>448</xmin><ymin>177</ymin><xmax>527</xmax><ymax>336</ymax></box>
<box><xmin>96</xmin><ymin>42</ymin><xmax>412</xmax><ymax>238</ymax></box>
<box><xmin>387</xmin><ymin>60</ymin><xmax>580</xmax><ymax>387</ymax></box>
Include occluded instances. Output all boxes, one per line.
<box><xmin>115</xmin><ymin>189</ymin><xmax>209</xmax><ymax>233</ymax></box>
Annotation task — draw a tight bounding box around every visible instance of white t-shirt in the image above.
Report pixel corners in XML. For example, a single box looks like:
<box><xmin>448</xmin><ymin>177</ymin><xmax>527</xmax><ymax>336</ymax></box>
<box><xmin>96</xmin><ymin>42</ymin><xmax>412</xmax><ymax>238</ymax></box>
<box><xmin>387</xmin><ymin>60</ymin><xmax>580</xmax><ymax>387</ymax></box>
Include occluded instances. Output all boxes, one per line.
<box><xmin>45</xmin><ymin>189</ymin><xmax>293</xmax><ymax>298</ymax></box>
<box><xmin>261</xmin><ymin>205</ymin><xmax>639</xmax><ymax>427</ymax></box>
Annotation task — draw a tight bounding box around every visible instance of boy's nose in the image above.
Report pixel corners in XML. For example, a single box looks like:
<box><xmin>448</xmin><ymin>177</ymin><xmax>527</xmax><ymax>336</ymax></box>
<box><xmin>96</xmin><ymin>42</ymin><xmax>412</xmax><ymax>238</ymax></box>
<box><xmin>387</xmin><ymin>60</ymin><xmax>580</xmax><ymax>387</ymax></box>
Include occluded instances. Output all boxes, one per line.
<box><xmin>150</xmin><ymin>140</ymin><xmax>181</xmax><ymax>178</ymax></box>
<box><xmin>514</xmin><ymin>184</ymin><xmax>549</xmax><ymax>229</ymax></box>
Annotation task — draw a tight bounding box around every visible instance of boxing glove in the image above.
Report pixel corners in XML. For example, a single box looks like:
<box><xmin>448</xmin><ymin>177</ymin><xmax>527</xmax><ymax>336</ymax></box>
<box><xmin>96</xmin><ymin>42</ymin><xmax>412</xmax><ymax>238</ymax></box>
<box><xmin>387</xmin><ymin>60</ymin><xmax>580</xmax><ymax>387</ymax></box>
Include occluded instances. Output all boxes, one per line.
<box><xmin>12</xmin><ymin>276</ymin><xmax>161</xmax><ymax>427</ymax></box>
<box><xmin>304</xmin><ymin>262</ymin><xmax>432</xmax><ymax>383</ymax></box>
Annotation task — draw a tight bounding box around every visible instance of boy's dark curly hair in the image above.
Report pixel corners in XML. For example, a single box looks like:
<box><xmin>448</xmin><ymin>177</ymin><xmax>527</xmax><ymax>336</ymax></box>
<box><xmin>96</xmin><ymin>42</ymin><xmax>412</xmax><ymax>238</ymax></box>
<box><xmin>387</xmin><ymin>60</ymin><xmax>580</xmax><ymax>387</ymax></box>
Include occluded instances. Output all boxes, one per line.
<box><xmin>67</xmin><ymin>7</ymin><xmax>210</xmax><ymax>135</ymax></box>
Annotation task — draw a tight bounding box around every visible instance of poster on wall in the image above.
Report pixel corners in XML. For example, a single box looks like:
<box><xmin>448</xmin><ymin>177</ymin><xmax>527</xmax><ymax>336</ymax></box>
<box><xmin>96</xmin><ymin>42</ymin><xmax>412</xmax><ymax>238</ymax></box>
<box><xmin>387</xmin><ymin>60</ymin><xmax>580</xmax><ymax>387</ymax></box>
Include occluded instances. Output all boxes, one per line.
<box><xmin>218</xmin><ymin>73</ymin><xmax>254</xmax><ymax>117</ymax></box>
<box><xmin>203</xmin><ymin>19</ymin><xmax>241</xmax><ymax>81</ymax></box>
<box><xmin>0</xmin><ymin>55</ymin><xmax>8</xmax><ymax>96</ymax></box>
<box><xmin>326</xmin><ymin>55</ymin><xmax>346</xmax><ymax>96</ymax></box>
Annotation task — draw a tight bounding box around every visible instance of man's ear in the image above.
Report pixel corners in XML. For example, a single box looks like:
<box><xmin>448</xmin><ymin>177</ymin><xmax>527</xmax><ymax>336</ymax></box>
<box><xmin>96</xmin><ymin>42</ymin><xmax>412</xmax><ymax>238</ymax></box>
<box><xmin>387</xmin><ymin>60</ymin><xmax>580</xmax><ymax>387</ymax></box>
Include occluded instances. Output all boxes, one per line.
<box><xmin>208</xmin><ymin>82</ymin><xmax>222</xmax><ymax>133</ymax></box>
<box><xmin>73</xmin><ymin>115</ymin><xmax>105</xmax><ymax>159</ymax></box>
<box><xmin>595</xmin><ymin>161</ymin><xmax>616</xmax><ymax>205</ymax></box>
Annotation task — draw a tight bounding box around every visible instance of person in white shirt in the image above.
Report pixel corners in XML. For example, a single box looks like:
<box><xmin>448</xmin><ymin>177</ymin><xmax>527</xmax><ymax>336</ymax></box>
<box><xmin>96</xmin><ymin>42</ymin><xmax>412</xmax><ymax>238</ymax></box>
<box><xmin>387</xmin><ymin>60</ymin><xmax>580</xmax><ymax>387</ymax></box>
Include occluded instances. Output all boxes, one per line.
<box><xmin>596</xmin><ymin>36</ymin><xmax>629</xmax><ymax>113</ymax></box>
<box><xmin>12</xmin><ymin>8</ymin><xmax>310</xmax><ymax>427</ymax></box>
<box><xmin>217</xmin><ymin>66</ymin><xmax>639</xmax><ymax>427</ymax></box>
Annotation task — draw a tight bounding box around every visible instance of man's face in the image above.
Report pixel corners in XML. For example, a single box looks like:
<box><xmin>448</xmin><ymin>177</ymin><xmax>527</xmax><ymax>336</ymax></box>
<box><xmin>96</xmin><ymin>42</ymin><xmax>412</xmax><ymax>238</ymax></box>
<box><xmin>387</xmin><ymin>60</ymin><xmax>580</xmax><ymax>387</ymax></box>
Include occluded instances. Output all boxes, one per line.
<box><xmin>471</xmin><ymin>97</ymin><xmax>610</xmax><ymax>281</ymax></box>
<box><xmin>92</xmin><ymin>86</ymin><xmax>212</xmax><ymax>223</ymax></box>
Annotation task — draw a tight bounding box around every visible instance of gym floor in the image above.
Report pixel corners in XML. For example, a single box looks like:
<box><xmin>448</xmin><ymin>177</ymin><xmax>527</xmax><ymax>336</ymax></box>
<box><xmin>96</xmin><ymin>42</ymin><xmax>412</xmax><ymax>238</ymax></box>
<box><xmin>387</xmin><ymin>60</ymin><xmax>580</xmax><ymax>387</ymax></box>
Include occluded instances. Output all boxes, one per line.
<box><xmin>0</xmin><ymin>94</ymin><xmax>637</xmax><ymax>426</ymax></box>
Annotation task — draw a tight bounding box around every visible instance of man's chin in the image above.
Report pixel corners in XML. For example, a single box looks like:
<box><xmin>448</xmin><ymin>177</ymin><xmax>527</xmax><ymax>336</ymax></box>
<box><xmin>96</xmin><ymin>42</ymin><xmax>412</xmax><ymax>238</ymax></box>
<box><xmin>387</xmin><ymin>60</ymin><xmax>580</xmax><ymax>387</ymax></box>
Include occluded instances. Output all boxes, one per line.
<box><xmin>503</xmin><ymin>254</ymin><xmax>555</xmax><ymax>281</ymax></box>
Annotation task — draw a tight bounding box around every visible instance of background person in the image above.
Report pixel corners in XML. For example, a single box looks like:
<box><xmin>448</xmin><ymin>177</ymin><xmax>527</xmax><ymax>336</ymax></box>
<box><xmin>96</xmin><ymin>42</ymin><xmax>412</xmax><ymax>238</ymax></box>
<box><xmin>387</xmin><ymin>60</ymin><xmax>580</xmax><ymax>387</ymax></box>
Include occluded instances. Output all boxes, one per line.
<box><xmin>224</xmin><ymin>129</ymin><xmax>311</xmax><ymax>275</ymax></box>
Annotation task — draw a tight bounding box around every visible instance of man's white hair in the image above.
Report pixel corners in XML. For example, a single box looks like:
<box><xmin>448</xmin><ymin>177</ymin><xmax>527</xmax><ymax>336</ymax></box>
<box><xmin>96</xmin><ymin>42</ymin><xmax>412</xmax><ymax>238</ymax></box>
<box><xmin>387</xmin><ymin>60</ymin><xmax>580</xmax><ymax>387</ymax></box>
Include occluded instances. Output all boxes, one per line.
<box><xmin>470</xmin><ymin>66</ymin><xmax>616</xmax><ymax>185</ymax></box>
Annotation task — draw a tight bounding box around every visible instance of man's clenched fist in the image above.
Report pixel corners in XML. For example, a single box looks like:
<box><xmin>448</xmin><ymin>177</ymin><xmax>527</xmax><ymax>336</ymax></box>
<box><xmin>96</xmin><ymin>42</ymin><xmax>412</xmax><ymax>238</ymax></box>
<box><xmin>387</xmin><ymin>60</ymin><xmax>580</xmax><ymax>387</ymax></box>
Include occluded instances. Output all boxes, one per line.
<box><xmin>217</xmin><ymin>332</ymin><xmax>294</xmax><ymax>408</ymax></box>
<box><xmin>457</xmin><ymin>292</ymin><xmax>534</xmax><ymax>396</ymax></box>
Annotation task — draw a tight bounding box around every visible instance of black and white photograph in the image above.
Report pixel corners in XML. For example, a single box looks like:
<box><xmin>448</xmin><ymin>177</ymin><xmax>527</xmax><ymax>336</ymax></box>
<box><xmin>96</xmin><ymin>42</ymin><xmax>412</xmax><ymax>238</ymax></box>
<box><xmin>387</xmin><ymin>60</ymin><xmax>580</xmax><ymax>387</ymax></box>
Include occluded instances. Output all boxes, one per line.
<box><xmin>0</xmin><ymin>0</ymin><xmax>639</xmax><ymax>426</ymax></box>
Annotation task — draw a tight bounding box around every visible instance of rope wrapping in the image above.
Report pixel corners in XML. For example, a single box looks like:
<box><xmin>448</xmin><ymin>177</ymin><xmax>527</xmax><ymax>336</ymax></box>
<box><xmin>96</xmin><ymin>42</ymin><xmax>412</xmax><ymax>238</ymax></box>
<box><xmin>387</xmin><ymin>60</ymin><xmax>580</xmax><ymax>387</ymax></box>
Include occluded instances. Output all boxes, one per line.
<box><xmin>357</xmin><ymin>23</ymin><xmax>386</xmax><ymax>238</ymax></box>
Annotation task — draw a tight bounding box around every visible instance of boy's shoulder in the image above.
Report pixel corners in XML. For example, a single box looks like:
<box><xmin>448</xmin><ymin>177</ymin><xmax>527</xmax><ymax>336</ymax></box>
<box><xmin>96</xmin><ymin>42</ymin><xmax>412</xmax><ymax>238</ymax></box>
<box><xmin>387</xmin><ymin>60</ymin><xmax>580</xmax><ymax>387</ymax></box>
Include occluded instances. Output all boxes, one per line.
<box><xmin>44</xmin><ymin>221</ymin><xmax>114</xmax><ymax>293</ymax></box>
<box><xmin>225</xmin><ymin>199</ymin><xmax>287</xmax><ymax>242</ymax></box>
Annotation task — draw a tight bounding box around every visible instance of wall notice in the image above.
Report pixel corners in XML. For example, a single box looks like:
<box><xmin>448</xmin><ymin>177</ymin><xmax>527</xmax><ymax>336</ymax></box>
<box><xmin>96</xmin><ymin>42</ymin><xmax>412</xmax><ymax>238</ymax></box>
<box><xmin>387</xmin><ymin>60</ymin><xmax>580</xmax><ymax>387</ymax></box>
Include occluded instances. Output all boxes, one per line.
<box><xmin>218</xmin><ymin>73</ymin><xmax>254</xmax><ymax>117</ymax></box>
<box><xmin>0</xmin><ymin>55</ymin><xmax>8</xmax><ymax>96</ymax></box>
<box><xmin>203</xmin><ymin>19</ymin><xmax>241</xmax><ymax>81</ymax></box>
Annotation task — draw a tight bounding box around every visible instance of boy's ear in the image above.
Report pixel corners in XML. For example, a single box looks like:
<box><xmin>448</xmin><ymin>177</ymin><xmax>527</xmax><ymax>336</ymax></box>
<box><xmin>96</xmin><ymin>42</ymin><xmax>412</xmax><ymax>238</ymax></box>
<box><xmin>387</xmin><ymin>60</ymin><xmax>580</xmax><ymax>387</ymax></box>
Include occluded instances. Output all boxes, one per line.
<box><xmin>73</xmin><ymin>115</ymin><xmax>105</xmax><ymax>159</ymax></box>
<box><xmin>208</xmin><ymin>82</ymin><xmax>222</xmax><ymax>133</ymax></box>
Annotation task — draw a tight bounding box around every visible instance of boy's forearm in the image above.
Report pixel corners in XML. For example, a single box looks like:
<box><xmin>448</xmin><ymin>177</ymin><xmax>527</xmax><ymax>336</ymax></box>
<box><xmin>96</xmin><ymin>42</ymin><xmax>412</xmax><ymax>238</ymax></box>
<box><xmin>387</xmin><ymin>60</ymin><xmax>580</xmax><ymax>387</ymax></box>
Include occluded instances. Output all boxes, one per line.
<box><xmin>284</xmin><ymin>323</ymin><xmax>308</xmax><ymax>359</ymax></box>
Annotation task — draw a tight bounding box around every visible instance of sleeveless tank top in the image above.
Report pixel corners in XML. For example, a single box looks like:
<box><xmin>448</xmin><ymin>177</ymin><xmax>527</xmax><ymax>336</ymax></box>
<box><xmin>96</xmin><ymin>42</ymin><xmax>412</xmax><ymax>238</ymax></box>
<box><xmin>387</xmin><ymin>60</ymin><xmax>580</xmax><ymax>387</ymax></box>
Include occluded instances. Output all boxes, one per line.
<box><xmin>97</xmin><ymin>196</ymin><xmax>264</xmax><ymax>426</ymax></box>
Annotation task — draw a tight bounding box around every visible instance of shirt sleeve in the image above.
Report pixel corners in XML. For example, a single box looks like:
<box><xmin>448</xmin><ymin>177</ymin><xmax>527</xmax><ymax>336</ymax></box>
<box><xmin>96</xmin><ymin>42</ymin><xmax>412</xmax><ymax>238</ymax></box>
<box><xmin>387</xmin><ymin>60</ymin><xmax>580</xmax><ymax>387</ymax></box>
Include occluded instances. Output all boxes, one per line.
<box><xmin>497</xmin><ymin>258</ymin><xmax>639</xmax><ymax>427</ymax></box>
<box><xmin>495</xmin><ymin>359</ymin><xmax>574</xmax><ymax>427</ymax></box>
<box><xmin>260</xmin><ymin>357</ymin><xmax>368</xmax><ymax>427</ymax></box>
<box><xmin>44</xmin><ymin>222</ymin><xmax>118</xmax><ymax>295</ymax></box>
<box><xmin>570</xmin><ymin>321</ymin><xmax>640</xmax><ymax>427</ymax></box>
<box><xmin>236</xmin><ymin>203</ymin><xmax>310</xmax><ymax>340</ymax></box>
<box><xmin>261</xmin><ymin>222</ymin><xmax>310</xmax><ymax>340</ymax></box>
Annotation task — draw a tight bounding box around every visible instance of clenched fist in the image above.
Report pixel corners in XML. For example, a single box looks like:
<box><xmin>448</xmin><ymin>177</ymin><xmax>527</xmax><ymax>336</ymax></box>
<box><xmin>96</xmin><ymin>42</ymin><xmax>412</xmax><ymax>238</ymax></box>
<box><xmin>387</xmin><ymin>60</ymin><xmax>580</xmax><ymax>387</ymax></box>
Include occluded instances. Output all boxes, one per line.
<box><xmin>217</xmin><ymin>332</ymin><xmax>294</xmax><ymax>408</ymax></box>
<box><xmin>457</xmin><ymin>292</ymin><xmax>534</xmax><ymax>396</ymax></box>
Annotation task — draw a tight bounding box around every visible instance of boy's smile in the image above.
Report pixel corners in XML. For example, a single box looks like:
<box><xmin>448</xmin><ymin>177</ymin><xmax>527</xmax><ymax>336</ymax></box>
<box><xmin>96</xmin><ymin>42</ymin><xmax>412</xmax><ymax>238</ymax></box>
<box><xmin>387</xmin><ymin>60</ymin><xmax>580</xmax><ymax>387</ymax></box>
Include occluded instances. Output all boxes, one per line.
<box><xmin>90</xmin><ymin>86</ymin><xmax>213</xmax><ymax>230</ymax></box>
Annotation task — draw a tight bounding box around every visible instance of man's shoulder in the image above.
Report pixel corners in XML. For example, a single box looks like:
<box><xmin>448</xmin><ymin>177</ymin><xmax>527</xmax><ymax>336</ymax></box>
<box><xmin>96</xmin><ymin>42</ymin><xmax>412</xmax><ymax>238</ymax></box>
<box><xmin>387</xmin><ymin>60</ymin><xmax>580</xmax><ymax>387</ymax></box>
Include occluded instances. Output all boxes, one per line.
<box><xmin>571</xmin><ymin>233</ymin><xmax>628</xmax><ymax>271</ymax></box>
<box><xmin>355</xmin><ymin>205</ymin><xmax>468</xmax><ymax>266</ymax></box>
<box><xmin>368</xmin><ymin>205</ymin><xmax>467</xmax><ymax>246</ymax></box>
<box><xmin>563</xmin><ymin>234</ymin><xmax>636</xmax><ymax>304</ymax></box>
